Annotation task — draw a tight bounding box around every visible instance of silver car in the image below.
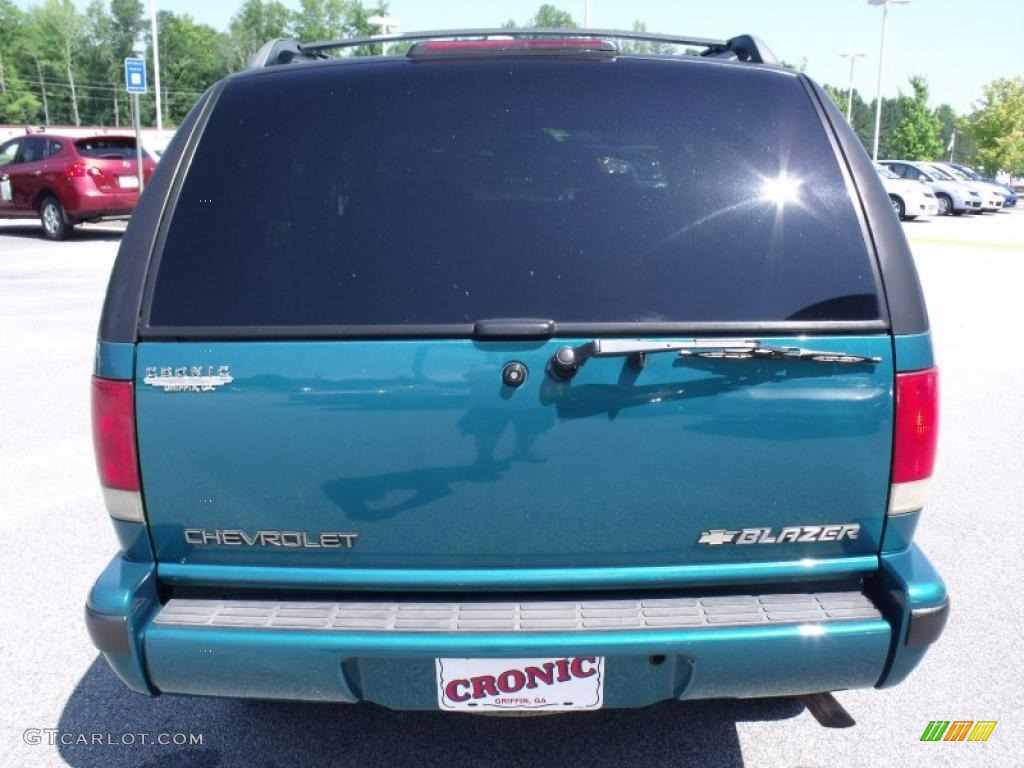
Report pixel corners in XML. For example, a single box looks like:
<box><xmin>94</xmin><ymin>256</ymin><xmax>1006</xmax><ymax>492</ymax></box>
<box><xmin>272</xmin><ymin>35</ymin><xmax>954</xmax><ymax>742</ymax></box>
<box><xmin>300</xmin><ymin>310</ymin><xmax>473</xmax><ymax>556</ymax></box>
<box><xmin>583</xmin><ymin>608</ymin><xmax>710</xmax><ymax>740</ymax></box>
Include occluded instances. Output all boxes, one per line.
<box><xmin>928</xmin><ymin>162</ymin><xmax>1003</xmax><ymax>212</ymax></box>
<box><xmin>881</xmin><ymin>160</ymin><xmax>981</xmax><ymax>215</ymax></box>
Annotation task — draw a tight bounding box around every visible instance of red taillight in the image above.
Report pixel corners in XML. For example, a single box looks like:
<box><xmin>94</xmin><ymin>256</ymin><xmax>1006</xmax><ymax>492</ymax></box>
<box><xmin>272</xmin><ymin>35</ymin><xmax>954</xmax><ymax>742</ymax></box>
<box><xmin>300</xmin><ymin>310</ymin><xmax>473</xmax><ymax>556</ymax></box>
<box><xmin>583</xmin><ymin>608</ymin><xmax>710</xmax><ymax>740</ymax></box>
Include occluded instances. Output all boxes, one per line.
<box><xmin>65</xmin><ymin>163</ymin><xmax>103</xmax><ymax>180</ymax></box>
<box><xmin>409</xmin><ymin>38</ymin><xmax>616</xmax><ymax>59</ymax></box>
<box><xmin>91</xmin><ymin>376</ymin><xmax>140</xmax><ymax>491</ymax></box>
<box><xmin>892</xmin><ymin>367</ymin><xmax>939</xmax><ymax>483</ymax></box>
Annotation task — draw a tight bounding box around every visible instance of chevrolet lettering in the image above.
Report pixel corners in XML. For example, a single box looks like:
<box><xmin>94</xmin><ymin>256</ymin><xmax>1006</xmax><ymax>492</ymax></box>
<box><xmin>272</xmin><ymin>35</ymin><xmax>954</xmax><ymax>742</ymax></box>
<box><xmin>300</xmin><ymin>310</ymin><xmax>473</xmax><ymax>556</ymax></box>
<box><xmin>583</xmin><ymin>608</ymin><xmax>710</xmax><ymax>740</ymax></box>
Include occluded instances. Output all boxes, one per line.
<box><xmin>184</xmin><ymin>529</ymin><xmax>358</xmax><ymax>549</ymax></box>
<box><xmin>86</xmin><ymin>27</ymin><xmax>948</xmax><ymax>713</ymax></box>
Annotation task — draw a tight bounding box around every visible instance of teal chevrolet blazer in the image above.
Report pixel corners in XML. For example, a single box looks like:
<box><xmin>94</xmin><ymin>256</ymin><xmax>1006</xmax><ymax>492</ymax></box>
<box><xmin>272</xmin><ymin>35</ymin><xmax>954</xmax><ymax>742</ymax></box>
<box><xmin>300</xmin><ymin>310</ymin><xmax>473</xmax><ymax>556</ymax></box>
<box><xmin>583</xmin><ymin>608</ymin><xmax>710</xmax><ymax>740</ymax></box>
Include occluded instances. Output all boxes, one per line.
<box><xmin>86</xmin><ymin>29</ymin><xmax>948</xmax><ymax>715</ymax></box>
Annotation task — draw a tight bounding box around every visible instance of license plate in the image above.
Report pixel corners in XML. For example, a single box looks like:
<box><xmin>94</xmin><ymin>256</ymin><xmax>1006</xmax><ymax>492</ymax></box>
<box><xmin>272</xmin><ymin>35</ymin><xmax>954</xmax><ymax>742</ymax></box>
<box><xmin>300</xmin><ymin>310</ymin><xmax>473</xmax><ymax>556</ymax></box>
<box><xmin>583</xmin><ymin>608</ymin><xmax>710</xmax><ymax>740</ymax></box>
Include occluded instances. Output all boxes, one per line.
<box><xmin>117</xmin><ymin>175</ymin><xmax>139</xmax><ymax>189</ymax></box>
<box><xmin>436</xmin><ymin>657</ymin><xmax>604</xmax><ymax>712</ymax></box>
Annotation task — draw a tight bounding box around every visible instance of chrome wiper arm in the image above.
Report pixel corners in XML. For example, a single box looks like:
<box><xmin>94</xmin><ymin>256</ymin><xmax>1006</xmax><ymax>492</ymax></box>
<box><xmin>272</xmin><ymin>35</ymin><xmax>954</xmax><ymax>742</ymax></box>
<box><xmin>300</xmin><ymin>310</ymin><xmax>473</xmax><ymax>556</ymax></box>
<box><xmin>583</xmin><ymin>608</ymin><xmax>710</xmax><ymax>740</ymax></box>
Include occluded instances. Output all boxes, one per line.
<box><xmin>547</xmin><ymin>339</ymin><xmax>881</xmax><ymax>380</ymax></box>
<box><xmin>548</xmin><ymin>339</ymin><xmax>691</xmax><ymax>380</ymax></box>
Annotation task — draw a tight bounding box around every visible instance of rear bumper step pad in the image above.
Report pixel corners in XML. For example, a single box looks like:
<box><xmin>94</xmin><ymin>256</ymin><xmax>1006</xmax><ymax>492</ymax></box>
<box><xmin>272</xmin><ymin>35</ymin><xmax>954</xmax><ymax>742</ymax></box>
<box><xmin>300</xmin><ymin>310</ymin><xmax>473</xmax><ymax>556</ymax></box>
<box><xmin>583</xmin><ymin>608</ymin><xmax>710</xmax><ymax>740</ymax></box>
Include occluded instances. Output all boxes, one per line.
<box><xmin>89</xmin><ymin>546</ymin><xmax>948</xmax><ymax>705</ymax></box>
<box><xmin>154</xmin><ymin>591</ymin><xmax>881</xmax><ymax>633</ymax></box>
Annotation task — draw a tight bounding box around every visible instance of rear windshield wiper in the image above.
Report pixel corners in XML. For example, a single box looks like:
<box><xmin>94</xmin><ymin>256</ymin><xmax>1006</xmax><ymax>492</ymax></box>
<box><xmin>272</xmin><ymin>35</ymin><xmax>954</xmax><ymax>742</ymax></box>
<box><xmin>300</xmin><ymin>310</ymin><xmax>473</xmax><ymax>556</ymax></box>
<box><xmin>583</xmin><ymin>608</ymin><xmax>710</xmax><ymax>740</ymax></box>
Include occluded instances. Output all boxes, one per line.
<box><xmin>548</xmin><ymin>339</ymin><xmax>881</xmax><ymax>380</ymax></box>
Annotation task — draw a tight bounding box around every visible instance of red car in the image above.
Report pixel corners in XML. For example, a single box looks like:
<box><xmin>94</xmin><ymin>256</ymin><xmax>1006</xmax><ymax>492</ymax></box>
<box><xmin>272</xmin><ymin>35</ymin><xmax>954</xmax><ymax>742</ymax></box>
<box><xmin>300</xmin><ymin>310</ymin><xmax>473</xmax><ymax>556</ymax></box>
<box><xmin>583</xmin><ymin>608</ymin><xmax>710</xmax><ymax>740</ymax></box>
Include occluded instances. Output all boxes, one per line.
<box><xmin>0</xmin><ymin>132</ymin><xmax>155</xmax><ymax>239</ymax></box>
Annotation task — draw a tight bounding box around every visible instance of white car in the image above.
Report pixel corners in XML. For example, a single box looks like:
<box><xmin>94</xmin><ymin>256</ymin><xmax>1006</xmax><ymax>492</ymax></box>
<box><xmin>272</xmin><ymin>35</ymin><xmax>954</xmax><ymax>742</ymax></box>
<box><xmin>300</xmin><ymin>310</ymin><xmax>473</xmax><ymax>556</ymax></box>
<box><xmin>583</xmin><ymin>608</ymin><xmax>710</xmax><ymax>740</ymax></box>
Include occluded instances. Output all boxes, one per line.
<box><xmin>928</xmin><ymin>162</ymin><xmax>1003</xmax><ymax>212</ymax></box>
<box><xmin>875</xmin><ymin>163</ymin><xmax>938</xmax><ymax>220</ymax></box>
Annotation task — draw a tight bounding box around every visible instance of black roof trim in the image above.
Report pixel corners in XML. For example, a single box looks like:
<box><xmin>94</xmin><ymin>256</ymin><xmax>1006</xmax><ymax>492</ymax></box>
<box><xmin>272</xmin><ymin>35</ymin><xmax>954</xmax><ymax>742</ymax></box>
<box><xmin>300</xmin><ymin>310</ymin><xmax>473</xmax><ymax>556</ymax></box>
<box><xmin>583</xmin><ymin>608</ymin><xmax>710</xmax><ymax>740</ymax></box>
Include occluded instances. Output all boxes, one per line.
<box><xmin>703</xmin><ymin>35</ymin><xmax>778</xmax><ymax>64</ymax></box>
<box><xmin>796</xmin><ymin>74</ymin><xmax>891</xmax><ymax>331</ymax></box>
<box><xmin>804</xmin><ymin>79</ymin><xmax>929</xmax><ymax>336</ymax></box>
<box><xmin>98</xmin><ymin>85</ymin><xmax>221</xmax><ymax>343</ymax></box>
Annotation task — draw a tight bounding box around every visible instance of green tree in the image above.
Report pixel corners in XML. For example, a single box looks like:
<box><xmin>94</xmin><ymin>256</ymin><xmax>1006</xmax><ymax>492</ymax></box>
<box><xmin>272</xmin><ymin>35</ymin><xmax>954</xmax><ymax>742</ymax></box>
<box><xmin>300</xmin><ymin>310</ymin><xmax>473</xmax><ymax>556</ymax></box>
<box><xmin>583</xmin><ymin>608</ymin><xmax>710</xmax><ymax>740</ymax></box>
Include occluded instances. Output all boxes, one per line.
<box><xmin>148</xmin><ymin>11</ymin><xmax>230</xmax><ymax>125</ymax></box>
<box><xmin>1</xmin><ymin>0</ymin><xmax>419</xmax><ymax>128</ymax></box>
<box><xmin>72</xmin><ymin>0</ymin><xmax>143</xmax><ymax>126</ymax></box>
<box><xmin>23</xmin><ymin>8</ymin><xmax>55</xmax><ymax>124</ymax></box>
<box><xmin>619</xmin><ymin>20</ymin><xmax>672</xmax><ymax>54</ymax></box>
<box><xmin>81</xmin><ymin>0</ymin><xmax>122</xmax><ymax>126</ymax></box>
<box><xmin>531</xmin><ymin>4</ymin><xmax>576</xmax><ymax>27</ymax></box>
<box><xmin>0</xmin><ymin>1</ymin><xmax>41</xmax><ymax>122</ymax></box>
<box><xmin>933</xmin><ymin>103</ymin><xmax>956</xmax><ymax>147</ymax></box>
<box><xmin>228</xmin><ymin>0</ymin><xmax>292</xmax><ymax>69</ymax></box>
<box><xmin>875</xmin><ymin>94</ymin><xmax>907</xmax><ymax>159</ymax></box>
<box><xmin>823</xmin><ymin>83</ymin><xmax>843</xmax><ymax>107</ymax></box>
<box><xmin>79</xmin><ymin>0</ymin><xmax>145</xmax><ymax>126</ymax></box>
<box><xmin>289</xmin><ymin>0</ymin><xmax>387</xmax><ymax>48</ymax></box>
<box><xmin>504</xmin><ymin>4</ymin><xmax>577</xmax><ymax>28</ymax></box>
<box><xmin>963</xmin><ymin>77</ymin><xmax>1024</xmax><ymax>175</ymax></box>
<box><xmin>932</xmin><ymin>102</ymin><xmax>975</xmax><ymax>165</ymax></box>
<box><xmin>35</xmin><ymin>0</ymin><xmax>83</xmax><ymax>125</ymax></box>
<box><xmin>888</xmin><ymin>76</ymin><xmax>944</xmax><ymax>160</ymax></box>
<box><xmin>849</xmin><ymin>92</ymin><xmax>874</xmax><ymax>150</ymax></box>
<box><xmin>108</xmin><ymin>0</ymin><xmax>145</xmax><ymax>124</ymax></box>
<box><xmin>291</xmin><ymin>0</ymin><xmax>344</xmax><ymax>40</ymax></box>
<box><xmin>822</xmin><ymin>84</ymin><xmax>884</xmax><ymax>155</ymax></box>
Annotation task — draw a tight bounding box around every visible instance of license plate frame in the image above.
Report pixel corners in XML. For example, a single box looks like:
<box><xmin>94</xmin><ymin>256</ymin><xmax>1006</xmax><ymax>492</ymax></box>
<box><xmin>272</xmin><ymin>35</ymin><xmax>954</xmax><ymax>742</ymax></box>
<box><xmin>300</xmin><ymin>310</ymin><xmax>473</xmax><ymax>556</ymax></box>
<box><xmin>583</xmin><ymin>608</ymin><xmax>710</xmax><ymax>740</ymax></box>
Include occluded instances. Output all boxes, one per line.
<box><xmin>117</xmin><ymin>175</ymin><xmax>139</xmax><ymax>189</ymax></box>
<box><xmin>436</xmin><ymin>657</ymin><xmax>604</xmax><ymax>712</ymax></box>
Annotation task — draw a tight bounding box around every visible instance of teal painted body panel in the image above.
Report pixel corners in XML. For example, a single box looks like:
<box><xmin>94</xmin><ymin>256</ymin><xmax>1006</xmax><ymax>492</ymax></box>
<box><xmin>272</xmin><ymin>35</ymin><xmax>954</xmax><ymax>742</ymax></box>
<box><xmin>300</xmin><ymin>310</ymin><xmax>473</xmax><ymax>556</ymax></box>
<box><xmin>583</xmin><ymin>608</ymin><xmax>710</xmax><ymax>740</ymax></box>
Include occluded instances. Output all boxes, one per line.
<box><xmin>155</xmin><ymin>555</ymin><xmax>879</xmax><ymax>592</ymax></box>
<box><xmin>95</xmin><ymin>340</ymin><xmax>134</xmax><ymax>380</ymax></box>
<box><xmin>110</xmin><ymin>518</ymin><xmax>153</xmax><ymax>561</ymax></box>
<box><xmin>87</xmin><ymin>554</ymin><xmax>154</xmax><ymax>614</ymax></box>
<box><xmin>143</xmin><ymin>620</ymin><xmax>891</xmax><ymax>706</ymax></box>
<box><xmin>881</xmin><ymin>510</ymin><xmax>921</xmax><ymax>553</ymax></box>
<box><xmin>135</xmin><ymin>336</ymin><xmax>894</xmax><ymax>585</ymax></box>
<box><xmin>893</xmin><ymin>332</ymin><xmax>934</xmax><ymax>372</ymax></box>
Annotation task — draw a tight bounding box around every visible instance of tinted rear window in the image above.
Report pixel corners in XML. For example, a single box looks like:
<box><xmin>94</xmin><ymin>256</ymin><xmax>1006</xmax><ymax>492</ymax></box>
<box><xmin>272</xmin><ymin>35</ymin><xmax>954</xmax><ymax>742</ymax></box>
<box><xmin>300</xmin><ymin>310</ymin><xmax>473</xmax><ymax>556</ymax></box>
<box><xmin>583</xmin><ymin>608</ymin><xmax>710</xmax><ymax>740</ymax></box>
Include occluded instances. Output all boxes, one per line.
<box><xmin>76</xmin><ymin>137</ymin><xmax>147</xmax><ymax>159</ymax></box>
<box><xmin>149</xmin><ymin>59</ymin><xmax>879</xmax><ymax>328</ymax></box>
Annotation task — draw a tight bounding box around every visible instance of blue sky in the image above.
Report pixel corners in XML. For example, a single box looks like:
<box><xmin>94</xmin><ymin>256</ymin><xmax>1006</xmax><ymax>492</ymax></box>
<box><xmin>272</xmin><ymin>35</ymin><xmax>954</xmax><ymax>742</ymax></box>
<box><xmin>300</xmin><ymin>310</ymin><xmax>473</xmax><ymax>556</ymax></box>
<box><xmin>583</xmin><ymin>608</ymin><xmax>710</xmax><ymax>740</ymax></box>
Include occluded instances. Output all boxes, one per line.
<box><xmin>21</xmin><ymin>0</ymin><xmax>1024</xmax><ymax>112</ymax></box>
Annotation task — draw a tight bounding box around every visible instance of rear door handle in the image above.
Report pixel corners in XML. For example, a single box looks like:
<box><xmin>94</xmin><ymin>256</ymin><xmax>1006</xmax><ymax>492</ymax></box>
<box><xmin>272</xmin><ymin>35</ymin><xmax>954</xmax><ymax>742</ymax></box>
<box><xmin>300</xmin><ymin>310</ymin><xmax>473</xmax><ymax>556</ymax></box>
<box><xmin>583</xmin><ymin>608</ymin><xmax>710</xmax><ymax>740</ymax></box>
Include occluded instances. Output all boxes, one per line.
<box><xmin>32</xmin><ymin>169</ymin><xmax>43</xmax><ymax>176</ymax></box>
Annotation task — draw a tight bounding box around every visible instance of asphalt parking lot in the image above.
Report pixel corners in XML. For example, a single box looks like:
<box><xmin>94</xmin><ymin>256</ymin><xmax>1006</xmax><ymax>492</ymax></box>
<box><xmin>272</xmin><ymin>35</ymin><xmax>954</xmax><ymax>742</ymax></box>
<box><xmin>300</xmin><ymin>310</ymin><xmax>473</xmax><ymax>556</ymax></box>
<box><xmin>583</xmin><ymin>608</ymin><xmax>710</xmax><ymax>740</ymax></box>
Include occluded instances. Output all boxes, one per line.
<box><xmin>1</xmin><ymin>210</ymin><xmax>1022</xmax><ymax>768</ymax></box>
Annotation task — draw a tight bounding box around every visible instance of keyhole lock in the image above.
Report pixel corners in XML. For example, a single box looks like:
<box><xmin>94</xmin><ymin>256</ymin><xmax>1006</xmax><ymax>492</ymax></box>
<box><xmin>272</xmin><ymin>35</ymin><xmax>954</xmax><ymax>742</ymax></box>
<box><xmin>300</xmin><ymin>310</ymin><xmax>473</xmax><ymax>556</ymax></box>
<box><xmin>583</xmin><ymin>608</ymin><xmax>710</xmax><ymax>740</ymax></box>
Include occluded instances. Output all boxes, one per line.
<box><xmin>502</xmin><ymin>361</ymin><xmax>528</xmax><ymax>388</ymax></box>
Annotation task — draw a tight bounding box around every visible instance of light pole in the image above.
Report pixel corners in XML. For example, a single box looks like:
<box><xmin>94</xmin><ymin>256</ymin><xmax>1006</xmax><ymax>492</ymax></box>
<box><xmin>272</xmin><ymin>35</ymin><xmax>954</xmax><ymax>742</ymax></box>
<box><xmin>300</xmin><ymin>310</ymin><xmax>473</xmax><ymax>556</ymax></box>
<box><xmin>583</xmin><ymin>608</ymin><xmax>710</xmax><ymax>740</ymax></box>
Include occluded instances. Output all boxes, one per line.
<box><xmin>868</xmin><ymin>0</ymin><xmax>910</xmax><ymax>160</ymax></box>
<box><xmin>150</xmin><ymin>0</ymin><xmax>162</xmax><ymax>134</ymax></box>
<box><xmin>368</xmin><ymin>15</ymin><xmax>401</xmax><ymax>55</ymax></box>
<box><xmin>839</xmin><ymin>49</ymin><xmax>866</xmax><ymax>123</ymax></box>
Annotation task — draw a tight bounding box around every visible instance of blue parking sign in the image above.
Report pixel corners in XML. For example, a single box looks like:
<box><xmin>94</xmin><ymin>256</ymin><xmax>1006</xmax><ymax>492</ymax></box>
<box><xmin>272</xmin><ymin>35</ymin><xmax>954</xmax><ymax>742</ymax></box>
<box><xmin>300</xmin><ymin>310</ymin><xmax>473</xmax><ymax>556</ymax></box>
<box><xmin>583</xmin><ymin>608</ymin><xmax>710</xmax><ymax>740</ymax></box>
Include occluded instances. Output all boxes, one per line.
<box><xmin>124</xmin><ymin>58</ymin><xmax>147</xmax><ymax>94</ymax></box>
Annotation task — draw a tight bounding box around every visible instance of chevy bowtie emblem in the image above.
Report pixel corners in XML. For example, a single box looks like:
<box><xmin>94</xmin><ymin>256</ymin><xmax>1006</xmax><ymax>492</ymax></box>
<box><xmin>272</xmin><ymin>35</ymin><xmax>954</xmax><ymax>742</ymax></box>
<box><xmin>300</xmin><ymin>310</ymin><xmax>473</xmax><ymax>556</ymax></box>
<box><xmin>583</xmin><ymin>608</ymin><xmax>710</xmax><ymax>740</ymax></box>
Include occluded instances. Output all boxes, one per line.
<box><xmin>143</xmin><ymin>365</ymin><xmax>233</xmax><ymax>392</ymax></box>
<box><xmin>698</xmin><ymin>524</ymin><xmax>860</xmax><ymax>546</ymax></box>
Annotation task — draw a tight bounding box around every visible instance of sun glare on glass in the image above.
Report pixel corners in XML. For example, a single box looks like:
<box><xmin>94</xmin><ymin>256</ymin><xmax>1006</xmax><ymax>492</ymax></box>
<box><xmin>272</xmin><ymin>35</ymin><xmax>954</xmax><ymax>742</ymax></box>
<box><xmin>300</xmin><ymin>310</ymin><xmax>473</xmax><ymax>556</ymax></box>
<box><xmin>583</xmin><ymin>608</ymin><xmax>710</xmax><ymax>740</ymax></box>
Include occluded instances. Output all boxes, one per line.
<box><xmin>761</xmin><ymin>174</ymin><xmax>802</xmax><ymax>205</ymax></box>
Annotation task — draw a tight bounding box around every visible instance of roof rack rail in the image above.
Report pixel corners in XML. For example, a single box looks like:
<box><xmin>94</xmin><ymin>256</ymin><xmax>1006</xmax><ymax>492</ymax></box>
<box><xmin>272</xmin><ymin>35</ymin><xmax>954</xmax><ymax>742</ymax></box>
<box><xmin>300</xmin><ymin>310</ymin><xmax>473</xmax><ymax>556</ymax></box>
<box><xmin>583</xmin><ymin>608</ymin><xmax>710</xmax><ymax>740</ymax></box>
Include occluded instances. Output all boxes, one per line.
<box><xmin>703</xmin><ymin>34</ymin><xmax>777</xmax><ymax>64</ymax></box>
<box><xmin>248</xmin><ymin>29</ymin><xmax>776</xmax><ymax>68</ymax></box>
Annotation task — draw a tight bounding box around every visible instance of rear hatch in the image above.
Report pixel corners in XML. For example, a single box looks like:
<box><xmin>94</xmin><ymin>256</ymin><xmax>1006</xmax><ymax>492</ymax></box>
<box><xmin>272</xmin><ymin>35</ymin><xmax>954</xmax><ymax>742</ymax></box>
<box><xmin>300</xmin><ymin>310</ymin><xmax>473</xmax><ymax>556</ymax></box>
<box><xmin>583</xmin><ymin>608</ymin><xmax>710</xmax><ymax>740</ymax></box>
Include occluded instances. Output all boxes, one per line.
<box><xmin>74</xmin><ymin>136</ymin><xmax>151</xmax><ymax>191</ymax></box>
<box><xmin>135</xmin><ymin>57</ymin><xmax>893</xmax><ymax>579</ymax></box>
